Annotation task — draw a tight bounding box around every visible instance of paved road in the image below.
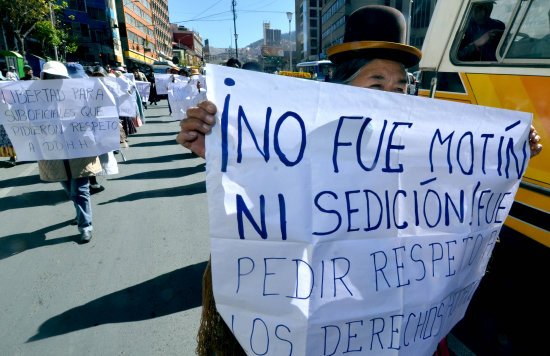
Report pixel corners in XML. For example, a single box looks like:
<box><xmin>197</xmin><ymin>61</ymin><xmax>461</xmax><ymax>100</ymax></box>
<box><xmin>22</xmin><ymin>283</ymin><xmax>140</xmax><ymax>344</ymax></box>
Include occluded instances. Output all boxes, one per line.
<box><xmin>0</xmin><ymin>102</ymin><xmax>210</xmax><ymax>355</ymax></box>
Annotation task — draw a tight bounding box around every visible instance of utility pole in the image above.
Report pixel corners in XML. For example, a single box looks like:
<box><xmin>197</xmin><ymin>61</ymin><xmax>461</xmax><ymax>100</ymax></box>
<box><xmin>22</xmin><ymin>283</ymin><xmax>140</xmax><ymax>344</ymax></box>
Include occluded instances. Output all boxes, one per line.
<box><xmin>49</xmin><ymin>2</ymin><xmax>59</xmax><ymax>61</ymax></box>
<box><xmin>232</xmin><ymin>0</ymin><xmax>238</xmax><ymax>60</ymax></box>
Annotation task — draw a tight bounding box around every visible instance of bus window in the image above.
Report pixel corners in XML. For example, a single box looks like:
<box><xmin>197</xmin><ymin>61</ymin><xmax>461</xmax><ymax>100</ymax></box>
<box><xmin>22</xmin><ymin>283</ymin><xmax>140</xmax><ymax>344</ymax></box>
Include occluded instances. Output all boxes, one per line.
<box><xmin>455</xmin><ymin>0</ymin><xmax>517</xmax><ymax>62</ymax></box>
<box><xmin>296</xmin><ymin>60</ymin><xmax>335</xmax><ymax>80</ymax></box>
<box><xmin>501</xmin><ymin>2</ymin><xmax>550</xmax><ymax>59</ymax></box>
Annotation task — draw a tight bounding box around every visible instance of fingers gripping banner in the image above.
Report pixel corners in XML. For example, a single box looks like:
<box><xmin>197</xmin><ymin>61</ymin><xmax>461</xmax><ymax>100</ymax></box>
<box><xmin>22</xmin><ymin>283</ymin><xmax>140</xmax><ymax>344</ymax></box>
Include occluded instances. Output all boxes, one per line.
<box><xmin>204</xmin><ymin>64</ymin><xmax>532</xmax><ymax>355</ymax></box>
<box><xmin>0</xmin><ymin>79</ymin><xmax>119</xmax><ymax>161</ymax></box>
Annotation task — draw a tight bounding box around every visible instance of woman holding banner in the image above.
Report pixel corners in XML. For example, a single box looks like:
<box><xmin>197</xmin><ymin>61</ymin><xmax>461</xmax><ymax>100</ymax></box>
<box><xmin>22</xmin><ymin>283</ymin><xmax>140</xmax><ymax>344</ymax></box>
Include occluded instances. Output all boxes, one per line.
<box><xmin>177</xmin><ymin>6</ymin><xmax>543</xmax><ymax>355</ymax></box>
<box><xmin>39</xmin><ymin>61</ymin><xmax>101</xmax><ymax>243</ymax></box>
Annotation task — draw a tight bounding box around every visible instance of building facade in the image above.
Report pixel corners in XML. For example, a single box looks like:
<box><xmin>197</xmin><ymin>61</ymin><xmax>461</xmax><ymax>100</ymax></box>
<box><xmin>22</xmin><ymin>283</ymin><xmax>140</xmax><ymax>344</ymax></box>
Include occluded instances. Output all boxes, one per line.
<box><xmin>151</xmin><ymin>0</ymin><xmax>172</xmax><ymax>60</ymax></box>
<box><xmin>171</xmin><ymin>24</ymin><xmax>204</xmax><ymax>67</ymax></box>
<box><xmin>409</xmin><ymin>0</ymin><xmax>438</xmax><ymax>49</ymax></box>
<box><xmin>295</xmin><ymin>0</ymin><xmax>324</xmax><ymax>63</ymax></box>
<box><xmin>63</xmin><ymin>0</ymin><xmax>123</xmax><ymax>65</ymax></box>
<box><xmin>116</xmin><ymin>0</ymin><xmax>158</xmax><ymax>67</ymax></box>
<box><xmin>294</xmin><ymin>0</ymin><xmax>437</xmax><ymax>64</ymax></box>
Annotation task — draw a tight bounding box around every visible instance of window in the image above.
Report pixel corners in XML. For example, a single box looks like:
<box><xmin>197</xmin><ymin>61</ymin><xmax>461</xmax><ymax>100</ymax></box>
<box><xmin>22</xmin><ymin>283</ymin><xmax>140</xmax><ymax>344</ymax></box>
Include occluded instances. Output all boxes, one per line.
<box><xmin>500</xmin><ymin>0</ymin><xmax>550</xmax><ymax>59</ymax></box>
<box><xmin>454</xmin><ymin>0</ymin><xmax>515</xmax><ymax>62</ymax></box>
<box><xmin>453</xmin><ymin>0</ymin><xmax>550</xmax><ymax>64</ymax></box>
<box><xmin>80</xmin><ymin>23</ymin><xmax>90</xmax><ymax>38</ymax></box>
<box><xmin>396</xmin><ymin>0</ymin><xmax>403</xmax><ymax>11</ymax></box>
<box><xmin>68</xmin><ymin>0</ymin><xmax>86</xmax><ymax>11</ymax></box>
<box><xmin>322</xmin><ymin>0</ymin><xmax>345</xmax><ymax>23</ymax></box>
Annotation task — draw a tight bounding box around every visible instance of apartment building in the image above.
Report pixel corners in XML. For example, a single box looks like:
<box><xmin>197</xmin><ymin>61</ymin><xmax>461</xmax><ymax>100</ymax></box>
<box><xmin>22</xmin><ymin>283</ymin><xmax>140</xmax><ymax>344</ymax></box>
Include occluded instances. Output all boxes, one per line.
<box><xmin>294</xmin><ymin>0</ymin><xmax>324</xmax><ymax>63</ymax></box>
<box><xmin>296</xmin><ymin>0</ymin><xmax>436</xmax><ymax>63</ymax></box>
<box><xmin>171</xmin><ymin>24</ymin><xmax>204</xmax><ymax>67</ymax></box>
<box><xmin>63</xmin><ymin>0</ymin><xmax>124</xmax><ymax>65</ymax></box>
<box><xmin>116</xmin><ymin>0</ymin><xmax>158</xmax><ymax>67</ymax></box>
<box><xmin>151</xmin><ymin>0</ymin><xmax>172</xmax><ymax>60</ymax></box>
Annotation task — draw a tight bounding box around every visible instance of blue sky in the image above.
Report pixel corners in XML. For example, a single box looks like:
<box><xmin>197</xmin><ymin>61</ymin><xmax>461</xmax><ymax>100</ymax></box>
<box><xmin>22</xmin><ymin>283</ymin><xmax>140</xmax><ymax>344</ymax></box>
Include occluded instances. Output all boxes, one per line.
<box><xmin>167</xmin><ymin>0</ymin><xmax>295</xmax><ymax>48</ymax></box>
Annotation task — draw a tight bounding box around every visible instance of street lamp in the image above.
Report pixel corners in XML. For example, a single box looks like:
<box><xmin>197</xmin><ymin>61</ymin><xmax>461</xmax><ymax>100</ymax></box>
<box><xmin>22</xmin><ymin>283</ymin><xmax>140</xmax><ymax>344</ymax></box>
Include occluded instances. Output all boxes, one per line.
<box><xmin>286</xmin><ymin>11</ymin><xmax>293</xmax><ymax>71</ymax></box>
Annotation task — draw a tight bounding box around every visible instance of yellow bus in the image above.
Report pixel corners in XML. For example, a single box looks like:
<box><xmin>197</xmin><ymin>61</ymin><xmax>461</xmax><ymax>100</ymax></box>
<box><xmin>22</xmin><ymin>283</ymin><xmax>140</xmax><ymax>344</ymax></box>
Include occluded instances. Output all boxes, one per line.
<box><xmin>418</xmin><ymin>0</ymin><xmax>549</xmax><ymax>353</ymax></box>
<box><xmin>278</xmin><ymin>71</ymin><xmax>312</xmax><ymax>79</ymax></box>
<box><xmin>419</xmin><ymin>0</ymin><xmax>549</xmax><ymax>247</ymax></box>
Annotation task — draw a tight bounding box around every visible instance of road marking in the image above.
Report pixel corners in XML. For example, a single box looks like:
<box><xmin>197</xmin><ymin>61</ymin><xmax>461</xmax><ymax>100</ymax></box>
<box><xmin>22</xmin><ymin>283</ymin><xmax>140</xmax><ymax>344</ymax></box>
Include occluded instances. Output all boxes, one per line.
<box><xmin>0</xmin><ymin>163</ymin><xmax>38</xmax><ymax>199</ymax></box>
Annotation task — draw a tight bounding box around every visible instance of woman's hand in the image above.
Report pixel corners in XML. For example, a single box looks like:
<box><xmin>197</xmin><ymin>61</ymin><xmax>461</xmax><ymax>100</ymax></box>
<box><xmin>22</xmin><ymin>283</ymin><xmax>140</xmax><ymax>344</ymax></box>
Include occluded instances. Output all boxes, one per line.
<box><xmin>530</xmin><ymin>125</ymin><xmax>542</xmax><ymax>158</ymax></box>
<box><xmin>176</xmin><ymin>100</ymin><xmax>218</xmax><ymax>158</ymax></box>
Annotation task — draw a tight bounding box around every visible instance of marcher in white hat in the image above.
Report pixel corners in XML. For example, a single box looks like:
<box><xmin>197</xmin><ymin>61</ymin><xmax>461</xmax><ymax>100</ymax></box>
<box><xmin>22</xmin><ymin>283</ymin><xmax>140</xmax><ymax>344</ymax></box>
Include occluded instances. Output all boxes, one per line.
<box><xmin>38</xmin><ymin>61</ymin><xmax>101</xmax><ymax>243</ymax></box>
<box><xmin>6</xmin><ymin>65</ymin><xmax>19</xmax><ymax>81</ymax></box>
<box><xmin>40</xmin><ymin>61</ymin><xmax>70</xmax><ymax>79</ymax></box>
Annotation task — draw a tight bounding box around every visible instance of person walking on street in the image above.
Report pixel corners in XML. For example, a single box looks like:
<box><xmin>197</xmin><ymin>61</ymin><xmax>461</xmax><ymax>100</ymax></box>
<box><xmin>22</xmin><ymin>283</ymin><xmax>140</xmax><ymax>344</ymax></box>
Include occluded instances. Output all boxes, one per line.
<box><xmin>6</xmin><ymin>66</ymin><xmax>19</xmax><ymax>81</ymax></box>
<box><xmin>133</xmin><ymin>68</ymin><xmax>148</xmax><ymax>82</ymax></box>
<box><xmin>21</xmin><ymin>65</ymin><xmax>38</xmax><ymax>80</ymax></box>
<box><xmin>147</xmin><ymin>72</ymin><xmax>158</xmax><ymax>106</ymax></box>
<box><xmin>39</xmin><ymin>61</ymin><xmax>101</xmax><ymax>243</ymax></box>
<box><xmin>324</xmin><ymin>68</ymin><xmax>333</xmax><ymax>82</ymax></box>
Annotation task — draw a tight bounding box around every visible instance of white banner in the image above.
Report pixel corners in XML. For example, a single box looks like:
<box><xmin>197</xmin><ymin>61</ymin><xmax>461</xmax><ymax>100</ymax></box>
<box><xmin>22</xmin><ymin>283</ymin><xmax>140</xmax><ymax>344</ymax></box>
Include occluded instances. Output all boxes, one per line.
<box><xmin>154</xmin><ymin>73</ymin><xmax>172</xmax><ymax>95</ymax></box>
<box><xmin>0</xmin><ymin>79</ymin><xmax>119</xmax><ymax>161</ymax></box>
<box><xmin>101</xmin><ymin>77</ymin><xmax>136</xmax><ymax>117</ymax></box>
<box><xmin>167</xmin><ymin>81</ymin><xmax>207</xmax><ymax>121</ymax></box>
<box><xmin>136</xmin><ymin>81</ymin><xmax>151</xmax><ymax>103</ymax></box>
<box><xmin>204</xmin><ymin>64</ymin><xmax>532</xmax><ymax>355</ymax></box>
<box><xmin>124</xmin><ymin>73</ymin><xmax>135</xmax><ymax>84</ymax></box>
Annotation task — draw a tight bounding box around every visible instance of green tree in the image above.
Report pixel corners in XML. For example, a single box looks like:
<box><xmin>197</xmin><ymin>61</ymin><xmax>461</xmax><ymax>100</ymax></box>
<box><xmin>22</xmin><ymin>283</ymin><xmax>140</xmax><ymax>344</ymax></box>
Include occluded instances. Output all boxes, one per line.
<box><xmin>32</xmin><ymin>20</ymin><xmax>60</xmax><ymax>57</ymax></box>
<box><xmin>0</xmin><ymin>0</ymin><xmax>65</xmax><ymax>59</ymax></box>
<box><xmin>56</xmin><ymin>28</ymin><xmax>78</xmax><ymax>61</ymax></box>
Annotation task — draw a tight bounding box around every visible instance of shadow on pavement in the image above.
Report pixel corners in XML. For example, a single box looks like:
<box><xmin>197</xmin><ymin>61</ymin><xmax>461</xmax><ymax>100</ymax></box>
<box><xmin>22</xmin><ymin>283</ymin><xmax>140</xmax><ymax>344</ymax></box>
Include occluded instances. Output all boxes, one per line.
<box><xmin>98</xmin><ymin>180</ymin><xmax>206</xmax><ymax>205</ymax></box>
<box><xmin>0</xmin><ymin>174</ymin><xmax>41</xmax><ymax>189</ymax></box>
<box><xmin>0</xmin><ymin>160</ymin><xmax>32</xmax><ymax>169</ymax></box>
<box><xmin>0</xmin><ymin>220</ymin><xmax>77</xmax><ymax>260</ymax></box>
<box><xmin>0</xmin><ymin>189</ymin><xmax>68</xmax><ymax>213</ymax></box>
<box><xmin>27</xmin><ymin>260</ymin><xmax>208</xmax><ymax>342</ymax></box>
<box><xmin>143</xmin><ymin>120</ymin><xmax>175</xmax><ymax>124</ymax></box>
<box><xmin>130</xmin><ymin>131</ymin><xmax>180</xmax><ymax>138</ymax></box>
<box><xmin>123</xmin><ymin>152</ymin><xmax>198</xmax><ymax>165</ymax></box>
<box><xmin>129</xmin><ymin>139</ymin><xmax>179</xmax><ymax>148</ymax></box>
<box><xmin>110</xmin><ymin>163</ymin><xmax>205</xmax><ymax>181</ymax></box>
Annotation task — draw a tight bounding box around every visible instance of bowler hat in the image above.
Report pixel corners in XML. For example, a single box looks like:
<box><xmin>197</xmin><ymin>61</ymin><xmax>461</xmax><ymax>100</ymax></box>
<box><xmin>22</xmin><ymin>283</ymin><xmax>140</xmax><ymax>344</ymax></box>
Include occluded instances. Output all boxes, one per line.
<box><xmin>327</xmin><ymin>5</ymin><xmax>421</xmax><ymax>68</ymax></box>
<box><xmin>190</xmin><ymin>68</ymin><xmax>200</xmax><ymax>76</ymax></box>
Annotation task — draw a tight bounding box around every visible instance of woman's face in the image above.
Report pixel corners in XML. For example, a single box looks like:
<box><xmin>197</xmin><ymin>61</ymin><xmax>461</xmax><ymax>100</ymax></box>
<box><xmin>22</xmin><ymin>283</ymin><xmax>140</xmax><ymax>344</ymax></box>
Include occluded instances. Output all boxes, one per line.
<box><xmin>349</xmin><ymin>59</ymin><xmax>407</xmax><ymax>94</ymax></box>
